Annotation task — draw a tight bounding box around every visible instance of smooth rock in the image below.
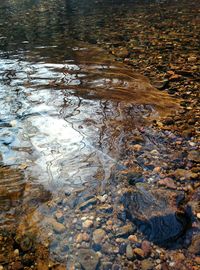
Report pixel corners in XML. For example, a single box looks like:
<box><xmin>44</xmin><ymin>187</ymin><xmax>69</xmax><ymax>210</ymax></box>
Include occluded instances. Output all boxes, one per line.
<box><xmin>188</xmin><ymin>151</ymin><xmax>200</xmax><ymax>163</ymax></box>
<box><xmin>79</xmin><ymin>198</ymin><xmax>97</xmax><ymax>211</ymax></box>
<box><xmin>116</xmin><ymin>224</ymin><xmax>136</xmax><ymax>237</ymax></box>
<box><xmin>141</xmin><ymin>259</ymin><xmax>154</xmax><ymax>270</ymax></box>
<box><xmin>141</xmin><ymin>240</ymin><xmax>151</xmax><ymax>256</ymax></box>
<box><xmin>126</xmin><ymin>244</ymin><xmax>133</xmax><ymax>260</ymax></box>
<box><xmin>82</xmin><ymin>220</ymin><xmax>93</xmax><ymax>229</ymax></box>
<box><xmin>133</xmin><ymin>248</ymin><xmax>145</xmax><ymax>258</ymax></box>
<box><xmin>93</xmin><ymin>229</ymin><xmax>106</xmax><ymax>244</ymax></box>
<box><xmin>48</xmin><ymin>218</ymin><xmax>65</xmax><ymax>233</ymax></box>
<box><xmin>78</xmin><ymin>249</ymin><xmax>99</xmax><ymax>270</ymax></box>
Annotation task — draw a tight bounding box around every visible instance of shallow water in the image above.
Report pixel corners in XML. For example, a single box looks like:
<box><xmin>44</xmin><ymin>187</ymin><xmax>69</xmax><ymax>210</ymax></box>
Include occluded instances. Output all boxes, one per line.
<box><xmin>0</xmin><ymin>0</ymin><xmax>193</xmax><ymax>266</ymax></box>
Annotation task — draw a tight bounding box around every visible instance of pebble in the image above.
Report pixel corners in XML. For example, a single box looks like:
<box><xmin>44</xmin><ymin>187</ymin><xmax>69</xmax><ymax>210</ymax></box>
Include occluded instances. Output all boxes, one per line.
<box><xmin>79</xmin><ymin>198</ymin><xmax>97</xmax><ymax>211</ymax></box>
<box><xmin>128</xmin><ymin>235</ymin><xmax>138</xmax><ymax>242</ymax></box>
<box><xmin>49</xmin><ymin>218</ymin><xmax>66</xmax><ymax>233</ymax></box>
<box><xmin>93</xmin><ymin>229</ymin><xmax>106</xmax><ymax>244</ymax></box>
<box><xmin>141</xmin><ymin>259</ymin><xmax>154</xmax><ymax>270</ymax></box>
<box><xmin>78</xmin><ymin>248</ymin><xmax>99</xmax><ymax>270</ymax></box>
<box><xmin>141</xmin><ymin>240</ymin><xmax>151</xmax><ymax>256</ymax></box>
<box><xmin>188</xmin><ymin>150</ymin><xmax>200</xmax><ymax>163</ymax></box>
<box><xmin>82</xmin><ymin>220</ymin><xmax>93</xmax><ymax>229</ymax></box>
<box><xmin>133</xmin><ymin>248</ymin><xmax>145</xmax><ymax>258</ymax></box>
<box><xmin>126</xmin><ymin>244</ymin><xmax>133</xmax><ymax>260</ymax></box>
<box><xmin>116</xmin><ymin>224</ymin><xmax>136</xmax><ymax>237</ymax></box>
<box><xmin>13</xmin><ymin>249</ymin><xmax>19</xmax><ymax>256</ymax></box>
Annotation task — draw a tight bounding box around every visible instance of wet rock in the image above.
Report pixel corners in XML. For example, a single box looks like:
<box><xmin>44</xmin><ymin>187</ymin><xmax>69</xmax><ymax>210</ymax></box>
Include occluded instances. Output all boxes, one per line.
<box><xmin>116</xmin><ymin>224</ymin><xmax>136</xmax><ymax>238</ymax></box>
<box><xmin>189</xmin><ymin>234</ymin><xmax>200</xmax><ymax>255</ymax></box>
<box><xmin>126</xmin><ymin>244</ymin><xmax>133</xmax><ymax>260</ymax></box>
<box><xmin>11</xmin><ymin>261</ymin><xmax>23</xmax><ymax>270</ymax></box>
<box><xmin>128</xmin><ymin>234</ymin><xmax>138</xmax><ymax>243</ymax></box>
<box><xmin>188</xmin><ymin>151</ymin><xmax>200</xmax><ymax>163</ymax></box>
<box><xmin>141</xmin><ymin>240</ymin><xmax>151</xmax><ymax>256</ymax></box>
<box><xmin>158</xmin><ymin>178</ymin><xmax>176</xmax><ymax>189</ymax></box>
<box><xmin>172</xmin><ymin>168</ymin><xmax>198</xmax><ymax>180</ymax></box>
<box><xmin>119</xmin><ymin>242</ymin><xmax>127</xmax><ymax>255</ymax></box>
<box><xmin>78</xmin><ymin>249</ymin><xmax>99</xmax><ymax>270</ymax></box>
<box><xmin>97</xmin><ymin>204</ymin><xmax>113</xmax><ymax>214</ymax></box>
<box><xmin>79</xmin><ymin>198</ymin><xmax>97</xmax><ymax>211</ymax></box>
<box><xmin>82</xmin><ymin>220</ymin><xmax>93</xmax><ymax>229</ymax></box>
<box><xmin>48</xmin><ymin>218</ymin><xmax>65</xmax><ymax>233</ymax></box>
<box><xmin>55</xmin><ymin>211</ymin><xmax>64</xmax><ymax>222</ymax></box>
<box><xmin>133</xmin><ymin>248</ymin><xmax>145</xmax><ymax>258</ymax></box>
<box><xmin>102</xmin><ymin>242</ymin><xmax>119</xmax><ymax>254</ymax></box>
<box><xmin>153</xmin><ymin>79</ymin><xmax>169</xmax><ymax>90</ymax></box>
<box><xmin>112</xmin><ymin>264</ymin><xmax>121</xmax><ymax>270</ymax></box>
<box><xmin>102</xmin><ymin>262</ymin><xmax>112</xmax><ymax>270</ymax></box>
<box><xmin>20</xmin><ymin>235</ymin><xmax>33</xmax><ymax>251</ymax></box>
<box><xmin>93</xmin><ymin>229</ymin><xmax>106</xmax><ymax>244</ymax></box>
<box><xmin>141</xmin><ymin>259</ymin><xmax>154</xmax><ymax>270</ymax></box>
<box><xmin>112</xmin><ymin>48</ymin><xmax>129</xmax><ymax>58</ymax></box>
<box><xmin>126</xmin><ymin>172</ymin><xmax>144</xmax><ymax>185</ymax></box>
<box><xmin>37</xmin><ymin>260</ymin><xmax>49</xmax><ymax>270</ymax></box>
<box><xmin>121</xmin><ymin>185</ymin><xmax>192</xmax><ymax>247</ymax></box>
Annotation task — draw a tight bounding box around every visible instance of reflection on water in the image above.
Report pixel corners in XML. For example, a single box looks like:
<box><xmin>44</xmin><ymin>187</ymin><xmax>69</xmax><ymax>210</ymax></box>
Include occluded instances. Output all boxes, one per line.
<box><xmin>0</xmin><ymin>45</ymin><xmax>178</xmax><ymax>193</ymax></box>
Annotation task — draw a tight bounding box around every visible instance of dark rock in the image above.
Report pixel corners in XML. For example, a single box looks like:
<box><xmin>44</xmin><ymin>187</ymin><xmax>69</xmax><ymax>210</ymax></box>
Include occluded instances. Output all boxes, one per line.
<box><xmin>125</xmin><ymin>172</ymin><xmax>144</xmax><ymax>185</ymax></box>
<box><xmin>119</xmin><ymin>242</ymin><xmax>127</xmax><ymax>255</ymax></box>
<box><xmin>121</xmin><ymin>185</ymin><xmax>192</xmax><ymax>248</ymax></box>
<box><xmin>78</xmin><ymin>249</ymin><xmax>99</xmax><ymax>270</ymax></box>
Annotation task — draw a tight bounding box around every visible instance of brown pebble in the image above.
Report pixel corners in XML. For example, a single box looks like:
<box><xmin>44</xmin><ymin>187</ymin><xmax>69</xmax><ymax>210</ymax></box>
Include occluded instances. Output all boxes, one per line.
<box><xmin>141</xmin><ymin>240</ymin><xmax>151</xmax><ymax>256</ymax></box>
<box><xmin>133</xmin><ymin>248</ymin><xmax>145</xmax><ymax>258</ymax></box>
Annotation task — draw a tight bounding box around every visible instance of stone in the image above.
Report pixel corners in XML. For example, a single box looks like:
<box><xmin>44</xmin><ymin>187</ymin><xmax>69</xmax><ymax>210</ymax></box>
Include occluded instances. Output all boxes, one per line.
<box><xmin>116</xmin><ymin>224</ymin><xmax>136</xmax><ymax>238</ymax></box>
<box><xmin>79</xmin><ymin>198</ymin><xmax>97</xmax><ymax>211</ymax></box>
<box><xmin>112</xmin><ymin>48</ymin><xmax>129</xmax><ymax>58</ymax></box>
<box><xmin>93</xmin><ymin>229</ymin><xmax>106</xmax><ymax>244</ymax></box>
<box><xmin>158</xmin><ymin>178</ymin><xmax>176</xmax><ymax>189</ymax></box>
<box><xmin>102</xmin><ymin>262</ymin><xmax>112</xmax><ymax>270</ymax></box>
<box><xmin>133</xmin><ymin>248</ymin><xmax>145</xmax><ymax>258</ymax></box>
<box><xmin>82</xmin><ymin>220</ymin><xmax>93</xmax><ymax>229</ymax></box>
<box><xmin>173</xmin><ymin>169</ymin><xmax>198</xmax><ymax>180</ymax></box>
<box><xmin>126</xmin><ymin>244</ymin><xmax>133</xmax><ymax>260</ymax></box>
<box><xmin>48</xmin><ymin>218</ymin><xmax>65</xmax><ymax>233</ymax></box>
<box><xmin>141</xmin><ymin>240</ymin><xmax>151</xmax><ymax>256</ymax></box>
<box><xmin>112</xmin><ymin>264</ymin><xmax>121</xmax><ymax>270</ymax></box>
<box><xmin>78</xmin><ymin>249</ymin><xmax>99</xmax><ymax>270</ymax></box>
<box><xmin>153</xmin><ymin>80</ymin><xmax>169</xmax><ymax>90</ymax></box>
<box><xmin>55</xmin><ymin>211</ymin><xmax>64</xmax><ymax>222</ymax></box>
<box><xmin>119</xmin><ymin>242</ymin><xmax>127</xmax><ymax>255</ymax></box>
<box><xmin>37</xmin><ymin>260</ymin><xmax>50</xmax><ymax>270</ymax></box>
<box><xmin>97</xmin><ymin>204</ymin><xmax>113</xmax><ymax>214</ymax></box>
<box><xmin>141</xmin><ymin>259</ymin><xmax>154</xmax><ymax>270</ymax></box>
<box><xmin>128</xmin><ymin>235</ymin><xmax>138</xmax><ymax>242</ymax></box>
<box><xmin>189</xmin><ymin>234</ymin><xmax>200</xmax><ymax>255</ymax></box>
<box><xmin>188</xmin><ymin>151</ymin><xmax>200</xmax><ymax>163</ymax></box>
<box><xmin>11</xmin><ymin>261</ymin><xmax>23</xmax><ymax>270</ymax></box>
